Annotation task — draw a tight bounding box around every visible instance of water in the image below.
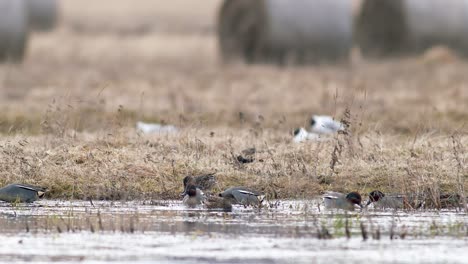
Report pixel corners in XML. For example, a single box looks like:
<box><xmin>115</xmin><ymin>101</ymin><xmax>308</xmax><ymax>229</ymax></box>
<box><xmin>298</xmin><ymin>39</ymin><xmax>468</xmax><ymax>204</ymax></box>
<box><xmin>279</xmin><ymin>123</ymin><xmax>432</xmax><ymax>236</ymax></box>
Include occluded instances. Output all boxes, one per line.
<box><xmin>0</xmin><ymin>200</ymin><xmax>466</xmax><ymax>263</ymax></box>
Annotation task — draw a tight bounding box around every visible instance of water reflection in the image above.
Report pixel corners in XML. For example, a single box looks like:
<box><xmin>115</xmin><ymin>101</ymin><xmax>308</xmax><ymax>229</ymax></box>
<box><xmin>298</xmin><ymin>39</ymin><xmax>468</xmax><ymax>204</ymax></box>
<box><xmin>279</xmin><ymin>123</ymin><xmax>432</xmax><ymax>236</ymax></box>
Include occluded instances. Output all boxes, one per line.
<box><xmin>0</xmin><ymin>200</ymin><xmax>465</xmax><ymax>263</ymax></box>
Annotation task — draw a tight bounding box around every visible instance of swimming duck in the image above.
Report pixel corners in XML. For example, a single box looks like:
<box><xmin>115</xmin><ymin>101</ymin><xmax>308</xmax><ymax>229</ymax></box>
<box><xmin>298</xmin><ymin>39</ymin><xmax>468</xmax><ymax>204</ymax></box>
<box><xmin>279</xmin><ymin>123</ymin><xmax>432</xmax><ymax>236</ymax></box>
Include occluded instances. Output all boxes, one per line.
<box><xmin>0</xmin><ymin>183</ymin><xmax>46</xmax><ymax>203</ymax></box>
<box><xmin>219</xmin><ymin>187</ymin><xmax>263</xmax><ymax>206</ymax></box>
<box><xmin>182</xmin><ymin>185</ymin><xmax>205</xmax><ymax>208</ymax></box>
<box><xmin>182</xmin><ymin>173</ymin><xmax>217</xmax><ymax>193</ymax></box>
<box><xmin>310</xmin><ymin>115</ymin><xmax>344</xmax><ymax>134</ymax></box>
<box><xmin>323</xmin><ymin>191</ymin><xmax>362</xmax><ymax>211</ymax></box>
<box><xmin>366</xmin><ymin>190</ymin><xmax>406</xmax><ymax>209</ymax></box>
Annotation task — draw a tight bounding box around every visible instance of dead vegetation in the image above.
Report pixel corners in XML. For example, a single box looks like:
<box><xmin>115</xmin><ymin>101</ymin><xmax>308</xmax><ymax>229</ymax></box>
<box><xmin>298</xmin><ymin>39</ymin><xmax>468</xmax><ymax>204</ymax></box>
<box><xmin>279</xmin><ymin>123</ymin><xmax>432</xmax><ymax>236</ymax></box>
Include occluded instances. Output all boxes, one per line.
<box><xmin>0</xmin><ymin>0</ymin><xmax>465</xmax><ymax>202</ymax></box>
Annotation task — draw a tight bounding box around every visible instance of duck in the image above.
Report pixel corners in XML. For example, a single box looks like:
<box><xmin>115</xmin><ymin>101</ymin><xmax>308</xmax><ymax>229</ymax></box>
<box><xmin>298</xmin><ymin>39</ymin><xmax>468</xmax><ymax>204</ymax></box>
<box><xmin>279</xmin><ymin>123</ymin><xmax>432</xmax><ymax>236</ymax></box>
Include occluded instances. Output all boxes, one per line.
<box><xmin>204</xmin><ymin>195</ymin><xmax>233</xmax><ymax>212</ymax></box>
<box><xmin>181</xmin><ymin>185</ymin><xmax>205</xmax><ymax>208</ymax></box>
<box><xmin>219</xmin><ymin>187</ymin><xmax>263</xmax><ymax>206</ymax></box>
<box><xmin>0</xmin><ymin>183</ymin><xmax>46</xmax><ymax>203</ymax></box>
<box><xmin>182</xmin><ymin>173</ymin><xmax>217</xmax><ymax>193</ymax></box>
<box><xmin>366</xmin><ymin>190</ymin><xmax>406</xmax><ymax>209</ymax></box>
<box><xmin>293</xmin><ymin>127</ymin><xmax>321</xmax><ymax>143</ymax></box>
<box><xmin>310</xmin><ymin>115</ymin><xmax>344</xmax><ymax>134</ymax></box>
<box><xmin>323</xmin><ymin>191</ymin><xmax>362</xmax><ymax>211</ymax></box>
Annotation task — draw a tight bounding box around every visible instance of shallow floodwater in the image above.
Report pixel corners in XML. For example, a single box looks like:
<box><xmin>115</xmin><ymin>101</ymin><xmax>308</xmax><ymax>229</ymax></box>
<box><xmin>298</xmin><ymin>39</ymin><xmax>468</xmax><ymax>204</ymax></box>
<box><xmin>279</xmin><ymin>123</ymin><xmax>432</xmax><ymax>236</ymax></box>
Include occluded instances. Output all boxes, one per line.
<box><xmin>0</xmin><ymin>200</ymin><xmax>466</xmax><ymax>263</ymax></box>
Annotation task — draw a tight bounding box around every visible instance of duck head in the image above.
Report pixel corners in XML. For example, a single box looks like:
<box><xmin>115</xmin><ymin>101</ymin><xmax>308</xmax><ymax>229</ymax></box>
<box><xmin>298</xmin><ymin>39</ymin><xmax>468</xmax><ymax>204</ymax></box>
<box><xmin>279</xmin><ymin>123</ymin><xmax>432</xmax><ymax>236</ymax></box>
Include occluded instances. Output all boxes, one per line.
<box><xmin>181</xmin><ymin>176</ymin><xmax>195</xmax><ymax>197</ymax></box>
<box><xmin>181</xmin><ymin>182</ymin><xmax>198</xmax><ymax>197</ymax></box>
<box><xmin>186</xmin><ymin>185</ymin><xmax>198</xmax><ymax>197</ymax></box>
<box><xmin>182</xmin><ymin>176</ymin><xmax>194</xmax><ymax>188</ymax></box>
<box><xmin>181</xmin><ymin>185</ymin><xmax>199</xmax><ymax>198</ymax></box>
<box><xmin>346</xmin><ymin>192</ymin><xmax>362</xmax><ymax>208</ymax></box>
<box><xmin>366</xmin><ymin>190</ymin><xmax>385</xmax><ymax>206</ymax></box>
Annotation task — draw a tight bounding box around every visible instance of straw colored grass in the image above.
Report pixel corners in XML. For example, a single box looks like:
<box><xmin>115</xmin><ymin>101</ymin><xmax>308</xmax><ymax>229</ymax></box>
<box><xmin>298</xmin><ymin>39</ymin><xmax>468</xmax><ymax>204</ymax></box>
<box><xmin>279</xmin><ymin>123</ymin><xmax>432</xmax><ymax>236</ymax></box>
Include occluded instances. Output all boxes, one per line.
<box><xmin>0</xmin><ymin>0</ymin><xmax>465</xmax><ymax>201</ymax></box>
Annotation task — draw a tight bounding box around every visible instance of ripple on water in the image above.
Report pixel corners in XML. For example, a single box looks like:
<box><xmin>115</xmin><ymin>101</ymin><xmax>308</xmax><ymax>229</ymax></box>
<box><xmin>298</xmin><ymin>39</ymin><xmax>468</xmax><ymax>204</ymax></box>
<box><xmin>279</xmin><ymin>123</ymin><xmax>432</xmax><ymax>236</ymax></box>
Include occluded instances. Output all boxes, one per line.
<box><xmin>0</xmin><ymin>199</ymin><xmax>466</xmax><ymax>263</ymax></box>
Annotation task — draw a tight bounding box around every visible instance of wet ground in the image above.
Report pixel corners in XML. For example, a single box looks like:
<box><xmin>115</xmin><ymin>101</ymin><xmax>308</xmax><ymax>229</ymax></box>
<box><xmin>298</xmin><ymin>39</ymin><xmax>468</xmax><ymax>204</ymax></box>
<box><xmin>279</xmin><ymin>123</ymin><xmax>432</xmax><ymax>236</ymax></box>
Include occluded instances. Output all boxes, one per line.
<box><xmin>0</xmin><ymin>200</ymin><xmax>466</xmax><ymax>263</ymax></box>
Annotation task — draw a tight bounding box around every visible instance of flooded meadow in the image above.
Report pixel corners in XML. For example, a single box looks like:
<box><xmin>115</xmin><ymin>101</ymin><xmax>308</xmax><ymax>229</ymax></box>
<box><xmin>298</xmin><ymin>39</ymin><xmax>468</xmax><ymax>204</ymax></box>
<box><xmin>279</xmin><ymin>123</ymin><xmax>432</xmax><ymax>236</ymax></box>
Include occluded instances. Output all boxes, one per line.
<box><xmin>0</xmin><ymin>1</ymin><xmax>467</xmax><ymax>263</ymax></box>
<box><xmin>0</xmin><ymin>200</ymin><xmax>466</xmax><ymax>263</ymax></box>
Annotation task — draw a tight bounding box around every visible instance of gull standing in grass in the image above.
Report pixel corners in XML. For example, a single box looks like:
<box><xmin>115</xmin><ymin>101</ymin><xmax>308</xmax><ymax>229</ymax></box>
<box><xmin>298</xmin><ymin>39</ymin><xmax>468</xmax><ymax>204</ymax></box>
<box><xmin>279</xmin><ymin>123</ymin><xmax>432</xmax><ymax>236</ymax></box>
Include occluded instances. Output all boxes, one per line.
<box><xmin>310</xmin><ymin>115</ymin><xmax>344</xmax><ymax>134</ymax></box>
<box><xmin>323</xmin><ymin>191</ymin><xmax>362</xmax><ymax>211</ymax></box>
<box><xmin>136</xmin><ymin>121</ymin><xmax>178</xmax><ymax>134</ymax></box>
<box><xmin>0</xmin><ymin>183</ymin><xmax>46</xmax><ymax>203</ymax></box>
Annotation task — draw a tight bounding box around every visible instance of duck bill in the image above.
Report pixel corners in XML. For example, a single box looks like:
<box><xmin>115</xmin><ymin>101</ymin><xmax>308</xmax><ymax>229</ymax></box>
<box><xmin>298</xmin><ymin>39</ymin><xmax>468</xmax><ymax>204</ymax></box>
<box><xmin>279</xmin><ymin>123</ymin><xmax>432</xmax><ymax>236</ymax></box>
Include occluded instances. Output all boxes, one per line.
<box><xmin>355</xmin><ymin>203</ymin><xmax>363</xmax><ymax>210</ymax></box>
<box><xmin>365</xmin><ymin>200</ymin><xmax>372</xmax><ymax>207</ymax></box>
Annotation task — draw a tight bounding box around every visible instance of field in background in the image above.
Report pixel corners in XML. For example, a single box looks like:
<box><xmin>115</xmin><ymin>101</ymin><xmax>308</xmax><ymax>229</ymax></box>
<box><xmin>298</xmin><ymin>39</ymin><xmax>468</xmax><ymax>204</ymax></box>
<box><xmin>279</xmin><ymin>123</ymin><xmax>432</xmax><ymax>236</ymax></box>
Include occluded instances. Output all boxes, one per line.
<box><xmin>0</xmin><ymin>0</ymin><xmax>466</xmax><ymax>200</ymax></box>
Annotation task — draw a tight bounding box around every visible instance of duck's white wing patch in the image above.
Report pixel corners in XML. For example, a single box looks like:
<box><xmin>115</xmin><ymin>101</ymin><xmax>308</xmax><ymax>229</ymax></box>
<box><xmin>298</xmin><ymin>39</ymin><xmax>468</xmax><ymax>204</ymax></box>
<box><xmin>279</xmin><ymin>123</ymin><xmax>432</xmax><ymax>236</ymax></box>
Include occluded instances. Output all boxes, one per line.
<box><xmin>323</xmin><ymin>192</ymin><xmax>344</xmax><ymax>199</ymax></box>
<box><xmin>238</xmin><ymin>190</ymin><xmax>257</xmax><ymax>196</ymax></box>
<box><xmin>15</xmin><ymin>184</ymin><xmax>40</xmax><ymax>192</ymax></box>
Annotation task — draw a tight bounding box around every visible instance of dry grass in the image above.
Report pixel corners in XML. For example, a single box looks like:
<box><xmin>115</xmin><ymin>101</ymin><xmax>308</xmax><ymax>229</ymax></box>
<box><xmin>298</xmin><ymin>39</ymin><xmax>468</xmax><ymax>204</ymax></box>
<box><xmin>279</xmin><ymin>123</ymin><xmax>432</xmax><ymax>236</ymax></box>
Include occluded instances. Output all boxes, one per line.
<box><xmin>0</xmin><ymin>0</ymin><xmax>466</xmax><ymax>201</ymax></box>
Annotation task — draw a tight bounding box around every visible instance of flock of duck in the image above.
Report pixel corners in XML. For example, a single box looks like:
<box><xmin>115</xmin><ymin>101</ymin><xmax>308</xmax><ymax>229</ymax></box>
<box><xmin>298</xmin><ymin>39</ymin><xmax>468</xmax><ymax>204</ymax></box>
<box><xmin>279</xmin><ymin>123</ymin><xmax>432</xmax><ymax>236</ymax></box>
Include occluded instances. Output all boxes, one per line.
<box><xmin>181</xmin><ymin>173</ymin><xmax>263</xmax><ymax>212</ymax></box>
<box><xmin>0</xmin><ymin>115</ymin><xmax>462</xmax><ymax>211</ymax></box>
<box><xmin>0</xmin><ymin>179</ymin><xmax>462</xmax><ymax>211</ymax></box>
<box><xmin>180</xmin><ymin>173</ymin><xmax>415</xmax><ymax>212</ymax></box>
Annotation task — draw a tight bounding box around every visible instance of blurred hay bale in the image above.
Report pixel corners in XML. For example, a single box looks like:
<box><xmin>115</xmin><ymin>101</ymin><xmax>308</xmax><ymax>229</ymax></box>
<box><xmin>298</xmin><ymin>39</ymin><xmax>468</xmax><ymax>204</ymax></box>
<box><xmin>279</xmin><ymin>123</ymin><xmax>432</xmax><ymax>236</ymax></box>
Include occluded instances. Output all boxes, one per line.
<box><xmin>404</xmin><ymin>0</ymin><xmax>468</xmax><ymax>54</ymax></box>
<box><xmin>217</xmin><ymin>0</ymin><xmax>353</xmax><ymax>64</ymax></box>
<box><xmin>27</xmin><ymin>0</ymin><xmax>58</xmax><ymax>31</ymax></box>
<box><xmin>0</xmin><ymin>0</ymin><xmax>29</xmax><ymax>62</ymax></box>
<box><xmin>351</xmin><ymin>0</ymin><xmax>363</xmax><ymax>18</ymax></box>
<box><xmin>354</xmin><ymin>0</ymin><xmax>407</xmax><ymax>57</ymax></box>
<box><xmin>356</xmin><ymin>0</ymin><xmax>468</xmax><ymax>57</ymax></box>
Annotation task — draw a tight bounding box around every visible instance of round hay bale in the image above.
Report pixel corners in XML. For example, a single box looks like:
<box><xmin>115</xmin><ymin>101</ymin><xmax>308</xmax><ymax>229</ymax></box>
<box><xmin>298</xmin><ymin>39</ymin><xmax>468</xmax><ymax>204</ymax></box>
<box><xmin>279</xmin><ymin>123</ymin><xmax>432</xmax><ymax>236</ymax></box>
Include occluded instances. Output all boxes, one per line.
<box><xmin>218</xmin><ymin>0</ymin><xmax>353</xmax><ymax>64</ymax></box>
<box><xmin>354</xmin><ymin>0</ymin><xmax>407</xmax><ymax>57</ymax></box>
<box><xmin>404</xmin><ymin>0</ymin><xmax>468</xmax><ymax>54</ymax></box>
<box><xmin>0</xmin><ymin>0</ymin><xmax>29</xmax><ymax>62</ymax></box>
<box><xmin>356</xmin><ymin>0</ymin><xmax>468</xmax><ymax>57</ymax></box>
<box><xmin>27</xmin><ymin>0</ymin><xmax>58</xmax><ymax>31</ymax></box>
